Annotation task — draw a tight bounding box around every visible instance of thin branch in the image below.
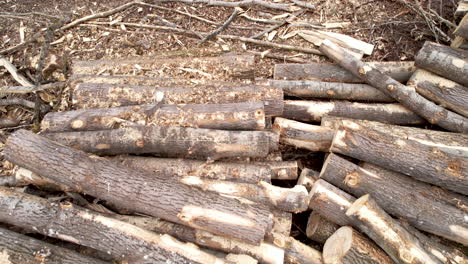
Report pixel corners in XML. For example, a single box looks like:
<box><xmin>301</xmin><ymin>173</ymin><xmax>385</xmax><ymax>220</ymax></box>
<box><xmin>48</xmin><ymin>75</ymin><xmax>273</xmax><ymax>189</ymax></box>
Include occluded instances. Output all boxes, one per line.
<box><xmin>0</xmin><ymin>98</ymin><xmax>50</xmax><ymax>113</ymax></box>
<box><xmin>250</xmin><ymin>10</ymin><xmax>305</xmax><ymax>39</ymax></box>
<box><xmin>153</xmin><ymin>0</ymin><xmax>297</xmax><ymax>11</ymax></box>
<box><xmin>291</xmin><ymin>0</ymin><xmax>315</xmax><ymax>10</ymax></box>
<box><xmin>0</xmin><ymin>57</ymin><xmax>33</xmax><ymax>86</ymax></box>
<box><xmin>0</xmin><ymin>82</ymin><xmax>66</xmax><ymax>94</ymax></box>
<box><xmin>248</xmin><ymin>50</ymin><xmax>307</xmax><ymax>63</ymax></box>
<box><xmin>0</xmin><ymin>12</ymin><xmax>62</xmax><ymax>20</ymax></box>
<box><xmin>88</xmin><ymin>21</ymin><xmax>204</xmax><ymax>38</ymax></box>
<box><xmin>240</xmin><ymin>13</ymin><xmax>283</xmax><ymax>24</ymax></box>
<box><xmin>199</xmin><ymin>8</ymin><xmax>241</xmax><ymax>44</ymax></box>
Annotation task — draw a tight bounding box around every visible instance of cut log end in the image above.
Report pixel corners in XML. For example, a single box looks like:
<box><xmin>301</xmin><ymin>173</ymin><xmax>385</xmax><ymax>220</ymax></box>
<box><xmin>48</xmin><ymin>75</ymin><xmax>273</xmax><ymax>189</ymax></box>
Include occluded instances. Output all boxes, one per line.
<box><xmin>323</xmin><ymin>226</ymin><xmax>354</xmax><ymax>263</ymax></box>
<box><xmin>345</xmin><ymin>194</ymin><xmax>370</xmax><ymax>217</ymax></box>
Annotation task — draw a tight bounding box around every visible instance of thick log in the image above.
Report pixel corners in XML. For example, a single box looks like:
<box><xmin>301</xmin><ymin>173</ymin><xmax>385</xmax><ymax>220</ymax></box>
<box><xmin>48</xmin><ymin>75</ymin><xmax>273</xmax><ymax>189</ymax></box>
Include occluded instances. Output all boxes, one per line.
<box><xmin>73</xmin><ymin>82</ymin><xmax>284</xmax><ymax>116</ymax></box>
<box><xmin>283</xmin><ymin>236</ymin><xmax>323</xmax><ymax>264</ymax></box>
<box><xmin>346</xmin><ymin>195</ymin><xmax>441</xmax><ymax>264</ymax></box>
<box><xmin>320</xmin><ymin>39</ymin><xmax>468</xmax><ymax>133</ymax></box>
<box><xmin>273</xmin><ymin>61</ymin><xmax>415</xmax><ymax>83</ymax></box>
<box><xmin>306</xmin><ymin>211</ymin><xmax>340</xmax><ymax>244</ymax></box>
<box><xmin>44</xmin><ymin>126</ymin><xmax>279</xmax><ymax>160</ymax></box>
<box><xmin>323</xmin><ymin>226</ymin><xmax>392</xmax><ymax>264</ymax></box>
<box><xmin>42</xmin><ymin>102</ymin><xmax>266</xmax><ymax>132</ymax></box>
<box><xmin>0</xmin><ymin>227</ymin><xmax>108</xmax><ymax>264</ymax></box>
<box><xmin>409</xmin><ymin>69</ymin><xmax>468</xmax><ymax>118</ymax></box>
<box><xmin>329</xmin><ymin>123</ymin><xmax>468</xmax><ymax>195</ymax></box>
<box><xmin>454</xmin><ymin>13</ymin><xmax>468</xmax><ymax>40</ymax></box>
<box><xmin>282</xmin><ymin>100</ymin><xmax>425</xmax><ymax>125</ymax></box>
<box><xmin>270</xmin><ymin>80</ymin><xmax>394</xmax><ymax>102</ymax></box>
<box><xmin>320</xmin><ymin>153</ymin><xmax>468</xmax><ymax>245</ymax></box>
<box><xmin>0</xmin><ymin>188</ymin><xmax>229</xmax><ymax>264</ymax></box>
<box><xmin>272</xmin><ymin>117</ymin><xmax>335</xmax><ymax>152</ymax></box>
<box><xmin>297</xmin><ymin>168</ymin><xmax>319</xmax><ymax>190</ymax></box>
<box><xmin>4</xmin><ymin>130</ymin><xmax>273</xmax><ymax>244</ymax></box>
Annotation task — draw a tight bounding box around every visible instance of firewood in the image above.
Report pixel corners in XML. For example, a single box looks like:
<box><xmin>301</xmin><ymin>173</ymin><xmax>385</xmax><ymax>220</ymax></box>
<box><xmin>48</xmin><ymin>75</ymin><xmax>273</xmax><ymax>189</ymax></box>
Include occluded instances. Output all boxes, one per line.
<box><xmin>283</xmin><ymin>236</ymin><xmax>323</xmax><ymax>264</ymax></box>
<box><xmin>323</xmin><ymin>226</ymin><xmax>393</xmax><ymax>264</ymax></box>
<box><xmin>8</xmin><ymin>166</ymin><xmax>72</xmax><ymax>191</ymax></box>
<box><xmin>306</xmin><ymin>211</ymin><xmax>339</xmax><ymax>244</ymax></box>
<box><xmin>454</xmin><ymin>13</ymin><xmax>468</xmax><ymax>39</ymax></box>
<box><xmin>254</xmin><ymin>160</ymin><xmax>299</xmax><ymax>180</ymax></box>
<box><xmin>0</xmin><ymin>188</ymin><xmax>230</xmax><ymax>264</ymax></box>
<box><xmin>44</xmin><ymin>126</ymin><xmax>279</xmax><ymax>160</ymax></box>
<box><xmin>273</xmin><ymin>61</ymin><xmax>415</xmax><ymax>83</ymax></box>
<box><xmin>282</xmin><ymin>100</ymin><xmax>425</xmax><ymax>125</ymax></box>
<box><xmin>346</xmin><ymin>194</ymin><xmax>441</xmax><ymax>264</ymax></box>
<box><xmin>0</xmin><ymin>227</ymin><xmax>108</xmax><ymax>264</ymax></box>
<box><xmin>297</xmin><ymin>168</ymin><xmax>319</xmax><ymax>190</ymax></box>
<box><xmin>268</xmin><ymin>210</ymin><xmax>293</xmax><ymax>239</ymax></box>
<box><xmin>225</xmin><ymin>254</ymin><xmax>258</xmax><ymax>264</ymax></box>
<box><xmin>409</xmin><ymin>69</ymin><xmax>468</xmax><ymax>118</ymax></box>
<box><xmin>73</xmin><ymin>82</ymin><xmax>284</xmax><ymax>116</ymax></box>
<box><xmin>320</xmin><ymin>153</ymin><xmax>468</xmax><ymax>245</ymax></box>
<box><xmin>4</xmin><ymin>130</ymin><xmax>273</xmax><ymax>244</ymax></box>
<box><xmin>272</xmin><ymin>117</ymin><xmax>335</xmax><ymax>152</ymax></box>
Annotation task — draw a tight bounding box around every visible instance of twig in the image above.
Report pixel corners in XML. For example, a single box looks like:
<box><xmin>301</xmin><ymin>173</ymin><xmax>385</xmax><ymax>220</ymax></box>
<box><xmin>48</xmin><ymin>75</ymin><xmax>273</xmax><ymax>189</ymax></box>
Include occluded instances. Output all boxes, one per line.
<box><xmin>248</xmin><ymin>50</ymin><xmax>307</xmax><ymax>63</ymax></box>
<box><xmin>154</xmin><ymin>0</ymin><xmax>297</xmax><ymax>11</ymax></box>
<box><xmin>0</xmin><ymin>82</ymin><xmax>66</xmax><ymax>94</ymax></box>
<box><xmin>199</xmin><ymin>8</ymin><xmax>241</xmax><ymax>44</ymax></box>
<box><xmin>0</xmin><ymin>57</ymin><xmax>33</xmax><ymax>86</ymax></box>
<box><xmin>0</xmin><ymin>98</ymin><xmax>50</xmax><ymax>113</ymax></box>
<box><xmin>0</xmin><ymin>118</ymin><xmax>20</xmax><ymax>129</ymax></box>
<box><xmin>88</xmin><ymin>21</ymin><xmax>203</xmax><ymax>38</ymax></box>
<box><xmin>428</xmin><ymin>8</ymin><xmax>456</xmax><ymax>29</ymax></box>
<box><xmin>240</xmin><ymin>13</ymin><xmax>283</xmax><ymax>24</ymax></box>
<box><xmin>0</xmin><ymin>12</ymin><xmax>62</xmax><ymax>20</ymax></box>
<box><xmin>250</xmin><ymin>10</ymin><xmax>305</xmax><ymax>39</ymax></box>
<box><xmin>291</xmin><ymin>0</ymin><xmax>315</xmax><ymax>10</ymax></box>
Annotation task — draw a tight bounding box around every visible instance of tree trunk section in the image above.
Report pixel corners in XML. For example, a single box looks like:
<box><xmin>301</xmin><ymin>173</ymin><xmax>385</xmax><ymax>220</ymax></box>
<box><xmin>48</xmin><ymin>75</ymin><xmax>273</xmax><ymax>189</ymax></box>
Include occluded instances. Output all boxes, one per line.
<box><xmin>454</xmin><ymin>13</ymin><xmax>468</xmax><ymax>39</ymax></box>
<box><xmin>306</xmin><ymin>211</ymin><xmax>340</xmax><ymax>244</ymax></box>
<box><xmin>3</xmin><ymin>130</ymin><xmax>273</xmax><ymax>244</ymax></box>
<box><xmin>283</xmin><ymin>236</ymin><xmax>323</xmax><ymax>264</ymax></box>
<box><xmin>297</xmin><ymin>168</ymin><xmax>319</xmax><ymax>190</ymax></box>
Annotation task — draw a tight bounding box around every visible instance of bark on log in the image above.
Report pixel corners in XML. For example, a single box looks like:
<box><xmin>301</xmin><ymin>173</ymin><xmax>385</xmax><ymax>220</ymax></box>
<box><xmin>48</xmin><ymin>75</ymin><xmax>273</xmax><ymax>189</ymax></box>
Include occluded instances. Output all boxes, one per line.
<box><xmin>323</xmin><ymin>226</ymin><xmax>393</xmax><ymax>264</ymax></box>
<box><xmin>270</xmin><ymin>80</ymin><xmax>394</xmax><ymax>102</ymax></box>
<box><xmin>346</xmin><ymin>194</ymin><xmax>442</xmax><ymax>264</ymax></box>
<box><xmin>0</xmin><ymin>188</ymin><xmax>230</xmax><ymax>264</ymax></box>
<box><xmin>329</xmin><ymin>123</ymin><xmax>468</xmax><ymax>195</ymax></box>
<box><xmin>297</xmin><ymin>168</ymin><xmax>319</xmax><ymax>190</ymax></box>
<box><xmin>44</xmin><ymin>126</ymin><xmax>279</xmax><ymax>160</ymax></box>
<box><xmin>272</xmin><ymin>117</ymin><xmax>335</xmax><ymax>152</ymax></box>
<box><xmin>409</xmin><ymin>69</ymin><xmax>468</xmax><ymax>118</ymax></box>
<box><xmin>320</xmin><ymin>39</ymin><xmax>468</xmax><ymax>133</ymax></box>
<box><xmin>8</xmin><ymin>166</ymin><xmax>72</xmax><ymax>191</ymax></box>
<box><xmin>42</xmin><ymin>102</ymin><xmax>266</xmax><ymax>132</ymax></box>
<box><xmin>415</xmin><ymin>41</ymin><xmax>468</xmax><ymax>88</ymax></box>
<box><xmin>4</xmin><ymin>130</ymin><xmax>273</xmax><ymax>244</ymax></box>
<box><xmin>282</xmin><ymin>100</ymin><xmax>425</xmax><ymax>125</ymax></box>
<box><xmin>306</xmin><ymin>211</ymin><xmax>340</xmax><ymax>244</ymax></box>
<box><xmin>254</xmin><ymin>160</ymin><xmax>299</xmax><ymax>180</ymax></box>
<box><xmin>0</xmin><ymin>227</ymin><xmax>108</xmax><ymax>264</ymax></box>
<box><xmin>283</xmin><ymin>236</ymin><xmax>323</xmax><ymax>264</ymax></box>
<box><xmin>454</xmin><ymin>14</ymin><xmax>468</xmax><ymax>41</ymax></box>
<box><xmin>273</xmin><ymin>61</ymin><xmax>415</xmax><ymax>83</ymax></box>
<box><xmin>320</xmin><ymin>153</ymin><xmax>468</xmax><ymax>245</ymax></box>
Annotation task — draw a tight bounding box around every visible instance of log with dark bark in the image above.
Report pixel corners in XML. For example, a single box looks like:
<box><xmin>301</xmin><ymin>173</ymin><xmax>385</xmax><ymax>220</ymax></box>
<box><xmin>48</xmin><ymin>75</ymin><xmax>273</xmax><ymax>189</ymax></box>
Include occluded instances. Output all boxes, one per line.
<box><xmin>323</xmin><ymin>226</ymin><xmax>393</xmax><ymax>264</ymax></box>
<box><xmin>282</xmin><ymin>100</ymin><xmax>425</xmax><ymax>125</ymax></box>
<box><xmin>0</xmin><ymin>188</ymin><xmax>229</xmax><ymax>264</ymax></box>
<box><xmin>454</xmin><ymin>13</ymin><xmax>468</xmax><ymax>39</ymax></box>
<box><xmin>42</xmin><ymin>102</ymin><xmax>266</xmax><ymax>132</ymax></box>
<box><xmin>346</xmin><ymin>195</ymin><xmax>441</xmax><ymax>264</ymax></box>
<box><xmin>320</xmin><ymin>153</ymin><xmax>468</xmax><ymax>245</ymax></box>
<box><xmin>409</xmin><ymin>69</ymin><xmax>468</xmax><ymax>118</ymax></box>
<box><xmin>3</xmin><ymin>130</ymin><xmax>273</xmax><ymax>244</ymax></box>
<box><xmin>272</xmin><ymin>117</ymin><xmax>335</xmax><ymax>152</ymax></box>
<box><xmin>297</xmin><ymin>168</ymin><xmax>319</xmax><ymax>190</ymax></box>
<box><xmin>273</xmin><ymin>61</ymin><xmax>415</xmax><ymax>83</ymax></box>
<box><xmin>320</xmin><ymin>39</ymin><xmax>468</xmax><ymax>133</ymax></box>
<box><xmin>329</xmin><ymin>123</ymin><xmax>468</xmax><ymax>195</ymax></box>
<box><xmin>306</xmin><ymin>211</ymin><xmax>340</xmax><ymax>244</ymax></box>
<box><xmin>0</xmin><ymin>227</ymin><xmax>108</xmax><ymax>264</ymax></box>
<box><xmin>44</xmin><ymin>126</ymin><xmax>279</xmax><ymax>160</ymax></box>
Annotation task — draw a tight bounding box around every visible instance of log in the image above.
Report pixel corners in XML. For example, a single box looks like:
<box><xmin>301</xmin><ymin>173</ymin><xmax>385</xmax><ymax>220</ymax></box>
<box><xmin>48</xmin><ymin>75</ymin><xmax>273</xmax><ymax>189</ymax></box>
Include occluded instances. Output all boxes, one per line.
<box><xmin>409</xmin><ymin>69</ymin><xmax>468</xmax><ymax>118</ymax></box>
<box><xmin>254</xmin><ymin>160</ymin><xmax>299</xmax><ymax>180</ymax></box>
<box><xmin>270</xmin><ymin>80</ymin><xmax>394</xmax><ymax>102</ymax></box>
<box><xmin>4</xmin><ymin>130</ymin><xmax>273</xmax><ymax>244</ymax></box>
<box><xmin>306</xmin><ymin>211</ymin><xmax>340</xmax><ymax>244</ymax></box>
<box><xmin>73</xmin><ymin>82</ymin><xmax>284</xmax><ymax>116</ymax></box>
<box><xmin>269</xmin><ymin>210</ymin><xmax>293</xmax><ymax>239</ymax></box>
<box><xmin>297</xmin><ymin>168</ymin><xmax>319</xmax><ymax>190</ymax></box>
<box><xmin>320</xmin><ymin>153</ymin><xmax>468</xmax><ymax>245</ymax></box>
<box><xmin>44</xmin><ymin>126</ymin><xmax>279</xmax><ymax>160</ymax></box>
<box><xmin>456</xmin><ymin>1</ymin><xmax>468</xmax><ymax>16</ymax></box>
<box><xmin>272</xmin><ymin>117</ymin><xmax>335</xmax><ymax>152</ymax></box>
<box><xmin>283</xmin><ymin>236</ymin><xmax>323</xmax><ymax>264</ymax></box>
<box><xmin>346</xmin><ymin>194</ymin><xmax>442</xmax><ymax>264</ymax></box>
<box><xmin>329</xmin><ymin>123</ymin><xmax>468</xmax><ymax>195</ymax></box>
<box><xmin>8</xmin><ymin>166</ymin><xmax>72</xmax><ymax>191</ymax></box>
<box><xmin>454</xmin><ymin>14</ymin><xmax>468</xmax><ymax>43</ymax></box>
<box><xmin>282</xmin><ymin>100</ymin><xmax>425</xmax><ymax>125</ymax></box>
<box><xmin>323</xmin><ymin>226</ymin><xmax>393</xmax><ymax>264</ymax></box>
<box><xmin>0</xmin><ymin>188</ymin><xmax>229</xmax><ymax>264</ymax></box>
<box><xmin>41</xmin><ymin>102</ymin><xmax>266</xmax><ymax>132</ymax></box>
<box><xmin>320</xmin><ymin>39</ymin><xmax>468</xmax><ymax>133</ymax></box>
<box><xmin>0</xmin><ymin>227</ymin><xmax>108</xmax><ymax>264</ymax></box>
<box><xmin>273</xmin><ymin>61</ymin><xmax>415</xmax><ymax>83</ymax></box>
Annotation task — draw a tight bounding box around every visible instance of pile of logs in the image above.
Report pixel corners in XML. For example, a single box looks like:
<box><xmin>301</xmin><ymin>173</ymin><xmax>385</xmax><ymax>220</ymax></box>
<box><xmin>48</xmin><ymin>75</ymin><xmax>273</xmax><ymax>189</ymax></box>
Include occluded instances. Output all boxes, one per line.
<box><xmin>1</xmin><ymin>39</ymin><xmax>467</xmax><ymax>263</ymax></box>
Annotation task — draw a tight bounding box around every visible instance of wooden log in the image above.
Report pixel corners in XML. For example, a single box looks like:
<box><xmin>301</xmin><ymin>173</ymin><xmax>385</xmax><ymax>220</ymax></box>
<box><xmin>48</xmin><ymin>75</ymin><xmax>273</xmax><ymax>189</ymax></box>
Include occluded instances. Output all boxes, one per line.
<box><xmin>297</xmin><ymin>168</ymin><xmax>319</xmax><ymax>190</ymax></box>
<box><xmin>408</xmin><ymin>69</ymin><xmax>468</xmax><ymax>118</ymax></box>
<box><xmin>323</xmin><ymin>226</ymin><xmax>393</xmax><ymax>264</ymax></box>
<box><xmin>273</xmin><ymin>61</ymin><xmax>415</xmax><ymax>83</ymax></box>
<box><xmin>454</xmin><ymin>13</ymin><xmax>468</xmax><ymax>41</ymax></box>
<box><xmin>272</xmin><ymin>117</ymin><xmax>335</xmax><ymax>152</ymax></box>
<box><xmin>8</xmin><ymin>166</ymin><xmax>72</xmax><ymax>191</ymax></box>
<box><xmin>415</xmin><ymin>41</ymin><xmax>468</xmax><ymax>87</ymax></box>
<box><xmin>456</xmin><ymin>1</ymin><xmax>468</xmax><ymax>16</ymax></box>
<box><xmin>270</xmin><ymin>80</ymin><xmax>394</xmax><ymax>102</ymax></box>
<box><xmin>283</xmin><ymin>236</ymin><xmax>323</xmax><ymax>264</ymax></box>
<box><xmin>0</xmin><ymin>188</ymin><xmax>230</xmax><ymax>264</ymax></box>
<box><xmin>321</xmin><ymin>40</ymin><xmax>468</xmax><ymax>132</ymax></box>
<box><xmin>282</xmin><ymin>100</ymin><xmax>425</xmax><ymax>125</ymax></box>
<box><xmin>306</xmin><ymin>211</ymin><xmax>340</xmax><ymax>244</ymax></box>
<box><xmin>269</xmin><ymin>210</ymin><xmax>293</xmax><ymax>239</ymax></box>
<box><xmin>42</xmin><ymin>102</ymin><xmax>266</xmax><ymax>132</ymax></box>
<box><xmin>329</xmin><ymin>122</ymin><xmax>468</xmax><ymax>195</ymax></box>
<box><xmin>320</xmin><ymin>153</ymin><xmax>468</xmax><ymax>245</ymax></box>
<box><xmin>73</xmin><ymin>82</ymin><xmax>284</xmax><ymax>116</ymax></box>
<box><xmin>346</xmin><ymin>194</ymin><xmax>442</xmax><ymax>264</ymax></box>
<box><xmin>44</xmin><ymin>126</ymin><xmax>279</xmax><ymax>160</ymax></box>
<box><xmin>4</xmin><ymin>130</ymin><xmax>273</xmax><ymax>244</ymax></box>
<box><xmin>255</xmin><ymin>160</ymin><xmax>299</xmax><ymax>180</ymax></box>
<box><xmin>0</xmin><ymin>227</ymin><xmax>108</xmax><ymax>264</ymax></box>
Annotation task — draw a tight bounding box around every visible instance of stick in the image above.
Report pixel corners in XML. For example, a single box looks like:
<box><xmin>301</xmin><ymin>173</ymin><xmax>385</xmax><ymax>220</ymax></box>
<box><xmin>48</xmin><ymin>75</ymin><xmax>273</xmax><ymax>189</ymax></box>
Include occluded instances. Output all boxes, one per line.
<box><xmin>156</xmin><ymin>0</ymin><xmax>297</xmax><ymax>11</ymax></box>
<box><xmin>291</xmin><ymin>0</ymin><xmax>315</xmax><ymax>9</ymax></box>
<box><xmin>248</xmin><ymin>50</ymin><xmax>307</xmax><ymax>63</ymax></box>
<box><xmin>0</xmin><ymin>81</ymin><xmax>66</xmax><ymax>94</ymax></box>
<box><xmin>297</xmin><ymin>168</ymin><xmax>319</xmax><ymax>190</ymax></box>
<box><xmin>199</xmin><ymin>8</ymin><xmax>241</xmax><ymax>44</ymax></box>
<box><xmin>0</xmin><ymin>118</ymin><xmax>20</xmax><ymax>129</ymax></box>
<box><xmin>306</xmin><ymin>211</ymin><xmax>340</xmax><ymax>244</ymax></box>
<box><xmin>0</xmin><ymin>56</ymin><xmax>33</xmax><ymax>86</ymax></box>
<box><xmin>0</xmin><ymin>97</ymin><xmax>50</xmax><ymax>113</ymax></box>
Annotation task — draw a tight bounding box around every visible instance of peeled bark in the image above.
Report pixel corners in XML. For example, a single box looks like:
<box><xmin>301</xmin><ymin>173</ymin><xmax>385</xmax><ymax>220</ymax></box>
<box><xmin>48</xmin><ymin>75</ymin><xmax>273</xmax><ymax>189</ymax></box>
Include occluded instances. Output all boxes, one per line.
<box><xmin>297</xmin><ymin>168</ymin><xmax>319</xmax><ymax>190</ymax></box>
<box><xmin>42</xmin><ymin>102</ymin><xmax>266</xmax><ymax>132</ymax></box>
<box><xmin>272</xmin><ymin>117</ymin><xmax>335</xmax><ymax>152</ymax></box>
<box><xmin>282</xmin><ymin>100</ymin><xmax>425</xmax><ymax>125</ymax></box>
<box><xmin>4</xmin><ymin>130</ymin><xmax>273</xmax><ymax>244</ymax></box>
<box><xmin>306</xmin><ymin>211</ymin><xmax>340</xmax><ymax>244</ymax></box>
<box><xmin>346</xmin><ymin>195</ymin><xmax>441</xmax><ymax>264</ymax></box>
<box><xmin>44</xmin><ymin>126</ymin><xmax>279</xmax><ymax>160</ymax></box>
